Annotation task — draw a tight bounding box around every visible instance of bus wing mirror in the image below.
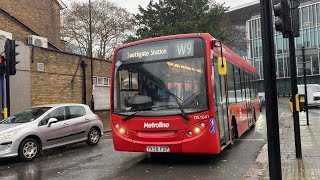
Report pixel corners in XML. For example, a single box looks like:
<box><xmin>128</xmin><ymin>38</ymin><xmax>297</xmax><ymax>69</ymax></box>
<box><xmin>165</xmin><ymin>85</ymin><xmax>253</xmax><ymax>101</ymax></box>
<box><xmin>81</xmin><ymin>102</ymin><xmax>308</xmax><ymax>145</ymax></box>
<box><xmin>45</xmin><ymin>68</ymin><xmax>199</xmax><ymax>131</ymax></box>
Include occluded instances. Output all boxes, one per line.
<box><xmin>218</xmin><ymin>57</ymin><xmax>227</xmax><ymax>75</ymax></box>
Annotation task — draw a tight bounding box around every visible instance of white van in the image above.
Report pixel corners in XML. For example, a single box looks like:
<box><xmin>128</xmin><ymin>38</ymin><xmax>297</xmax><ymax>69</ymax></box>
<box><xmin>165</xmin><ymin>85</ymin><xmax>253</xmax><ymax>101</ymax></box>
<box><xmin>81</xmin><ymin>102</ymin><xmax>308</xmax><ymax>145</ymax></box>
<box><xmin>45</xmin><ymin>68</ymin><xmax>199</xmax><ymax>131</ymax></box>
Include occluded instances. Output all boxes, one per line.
<box><xmin>297</xmin><ymin>84</ymin><xmax>320</xmax><ymax>106</ymax></box>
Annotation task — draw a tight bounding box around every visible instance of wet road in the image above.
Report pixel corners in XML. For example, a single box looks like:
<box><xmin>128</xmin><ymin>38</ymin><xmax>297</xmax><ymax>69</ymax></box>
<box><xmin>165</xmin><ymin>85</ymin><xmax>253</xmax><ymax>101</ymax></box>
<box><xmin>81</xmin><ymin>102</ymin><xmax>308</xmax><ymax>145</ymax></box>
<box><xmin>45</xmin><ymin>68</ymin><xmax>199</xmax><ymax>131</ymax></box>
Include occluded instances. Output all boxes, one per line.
<box><xmin>0</xmin><ymin>103</ymin><xmax>280</xmax><ymax>180</ymax></box>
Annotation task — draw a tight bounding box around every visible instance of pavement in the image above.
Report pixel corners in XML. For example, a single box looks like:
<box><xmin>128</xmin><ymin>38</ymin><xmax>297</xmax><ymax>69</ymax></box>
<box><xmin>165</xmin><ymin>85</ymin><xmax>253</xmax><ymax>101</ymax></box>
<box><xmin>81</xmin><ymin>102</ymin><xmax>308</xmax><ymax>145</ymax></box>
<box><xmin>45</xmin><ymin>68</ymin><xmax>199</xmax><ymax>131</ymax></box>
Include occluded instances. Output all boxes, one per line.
<box><xmin>242</xmin><ymin>101</ymin><xmax>320</xmax><ymax>180</ymax></box>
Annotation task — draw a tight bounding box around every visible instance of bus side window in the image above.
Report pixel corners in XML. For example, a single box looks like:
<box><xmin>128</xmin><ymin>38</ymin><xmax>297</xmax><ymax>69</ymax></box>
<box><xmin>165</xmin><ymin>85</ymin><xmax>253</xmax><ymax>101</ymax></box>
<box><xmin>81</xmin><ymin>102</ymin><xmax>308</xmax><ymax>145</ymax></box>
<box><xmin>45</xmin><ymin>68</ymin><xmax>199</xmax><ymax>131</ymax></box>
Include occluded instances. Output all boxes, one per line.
<box><xmin>250</xmin><ymin>75</ymin><xmax>253</xmax><ymax>100</ymax></box>
<box><xmin>227</xmin><ymin>62</ymin><xmax>236</xmax><ymax>103</ymax></box>
<box><xmin>235</xmin><ymin>67</ymin><xmax>242</xmax><ymax>102</ymax></box>
<box><xmin>241</xmin><ymin>69</ymin><xmax>246</xmax><ymax>102</ymax></box>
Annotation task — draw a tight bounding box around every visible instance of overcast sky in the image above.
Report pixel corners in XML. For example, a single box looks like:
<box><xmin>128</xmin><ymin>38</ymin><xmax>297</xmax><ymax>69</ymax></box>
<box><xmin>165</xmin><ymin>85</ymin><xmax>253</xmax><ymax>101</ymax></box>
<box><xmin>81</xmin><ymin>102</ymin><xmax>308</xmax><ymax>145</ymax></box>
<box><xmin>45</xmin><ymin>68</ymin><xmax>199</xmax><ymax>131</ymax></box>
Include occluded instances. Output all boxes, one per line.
<box><xmin>64</xmin><ymin>0</ymin><xmax>256</xmax><ymax>14</ymax></box>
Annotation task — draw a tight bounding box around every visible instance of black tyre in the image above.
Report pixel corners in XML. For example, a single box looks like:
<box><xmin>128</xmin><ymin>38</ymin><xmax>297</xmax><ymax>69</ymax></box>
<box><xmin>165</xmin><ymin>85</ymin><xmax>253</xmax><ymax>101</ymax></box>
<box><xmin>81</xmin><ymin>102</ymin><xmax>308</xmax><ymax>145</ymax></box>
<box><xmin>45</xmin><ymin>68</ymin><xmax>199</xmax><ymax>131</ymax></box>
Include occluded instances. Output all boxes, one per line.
<box><xmin>18</xmin><ymin>138</ymin><xmax>39</xmax><ymax>162</ymax></box>
<box><xmin>86</xmin><ymin>128</ymin><xmax>101</xmax><ymax>146</ymax></box>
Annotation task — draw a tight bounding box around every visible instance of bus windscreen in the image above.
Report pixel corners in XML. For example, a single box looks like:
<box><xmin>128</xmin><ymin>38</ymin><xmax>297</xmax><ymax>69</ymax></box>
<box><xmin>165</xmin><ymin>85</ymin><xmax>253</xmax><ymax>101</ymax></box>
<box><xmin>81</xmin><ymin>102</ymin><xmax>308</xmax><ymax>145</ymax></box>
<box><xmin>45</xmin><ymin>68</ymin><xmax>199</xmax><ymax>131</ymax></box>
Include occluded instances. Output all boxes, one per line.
<box><xmin>113</xmin><ymin>38</ymin><xmax>208</xmax><ymax>116</ymax></box>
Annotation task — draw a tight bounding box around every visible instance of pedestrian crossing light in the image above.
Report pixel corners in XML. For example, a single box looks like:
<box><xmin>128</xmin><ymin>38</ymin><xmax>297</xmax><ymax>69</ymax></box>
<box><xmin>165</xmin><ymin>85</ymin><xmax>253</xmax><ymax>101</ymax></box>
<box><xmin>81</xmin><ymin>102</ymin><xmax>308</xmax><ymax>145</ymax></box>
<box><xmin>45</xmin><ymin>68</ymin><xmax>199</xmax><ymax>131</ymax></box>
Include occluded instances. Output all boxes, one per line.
<box><xmin>0</xmin><ymin>56</ymin><xmax>5</xmax><ymax>75</ymax></box>
<box><xmin>274</xmin><ymin>0</ymin><xmax>291</xmax><ymax>37</ymax></box>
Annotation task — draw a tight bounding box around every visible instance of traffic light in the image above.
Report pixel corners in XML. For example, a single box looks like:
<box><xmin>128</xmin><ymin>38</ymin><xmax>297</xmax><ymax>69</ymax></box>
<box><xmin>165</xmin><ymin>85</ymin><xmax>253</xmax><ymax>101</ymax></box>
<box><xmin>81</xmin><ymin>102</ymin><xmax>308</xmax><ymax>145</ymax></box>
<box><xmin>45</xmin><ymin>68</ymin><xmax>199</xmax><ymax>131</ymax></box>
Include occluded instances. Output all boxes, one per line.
<box><xmin>0</xmin><ymin>56</ymin><xmax>5</xmax><ymax>75</ymax></box>
<box><xmin>273</xmin><ymin>0</ymin><xmax>291</xmax><ymax>37</ymax></box>
<box><xmin>292</xmin><ymin>0</ymin><xmax>300</xmax><ymax>37</ymax></box>
<box><xmin>4</xmin><ymin>39</ymin><xmax>19</xmax><ymax>75</ymax></box>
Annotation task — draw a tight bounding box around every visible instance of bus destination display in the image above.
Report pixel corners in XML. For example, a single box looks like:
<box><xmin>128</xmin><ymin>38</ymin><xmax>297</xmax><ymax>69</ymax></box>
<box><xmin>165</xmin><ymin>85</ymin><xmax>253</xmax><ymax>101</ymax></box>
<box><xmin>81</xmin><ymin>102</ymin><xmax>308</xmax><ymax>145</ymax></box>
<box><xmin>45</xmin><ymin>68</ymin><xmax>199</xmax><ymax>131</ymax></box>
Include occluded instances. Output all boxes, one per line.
<box><xmin>121</xmin><ymin>39</ymin><xmax>195</xmax><ymax>62</ymax></box>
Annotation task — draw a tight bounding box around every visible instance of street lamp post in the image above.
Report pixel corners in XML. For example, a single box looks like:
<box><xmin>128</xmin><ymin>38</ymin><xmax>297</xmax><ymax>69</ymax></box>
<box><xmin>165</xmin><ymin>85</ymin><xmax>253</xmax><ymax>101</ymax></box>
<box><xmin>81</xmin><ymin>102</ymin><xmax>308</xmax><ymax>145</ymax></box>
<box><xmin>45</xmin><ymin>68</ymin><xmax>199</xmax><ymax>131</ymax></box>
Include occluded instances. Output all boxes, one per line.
<box><xmin>89</xmin><ymin>0</ymin><xmax>94</xmax><ymax>110</ymax></box>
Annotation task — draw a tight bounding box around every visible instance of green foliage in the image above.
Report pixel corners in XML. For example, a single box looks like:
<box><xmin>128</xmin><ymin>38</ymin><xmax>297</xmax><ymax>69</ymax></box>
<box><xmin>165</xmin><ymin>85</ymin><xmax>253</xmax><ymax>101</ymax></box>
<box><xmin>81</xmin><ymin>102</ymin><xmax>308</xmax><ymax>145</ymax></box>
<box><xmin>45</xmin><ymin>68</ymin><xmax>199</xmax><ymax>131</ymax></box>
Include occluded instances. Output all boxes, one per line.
<box><xmin>129</xmin><ymin>0</ymin><xmax>246</xmax><ymax>50</ymax></box>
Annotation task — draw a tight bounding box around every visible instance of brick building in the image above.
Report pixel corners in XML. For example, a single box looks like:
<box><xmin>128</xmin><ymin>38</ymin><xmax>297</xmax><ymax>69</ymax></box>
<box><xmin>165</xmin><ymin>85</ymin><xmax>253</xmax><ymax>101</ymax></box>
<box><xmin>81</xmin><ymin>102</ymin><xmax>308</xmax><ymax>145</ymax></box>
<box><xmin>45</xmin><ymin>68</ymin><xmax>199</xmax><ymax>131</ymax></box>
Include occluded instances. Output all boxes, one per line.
<box><xmin>0</xmin><ymin>0</ymin><xmax>112</xmax><ymax>129</ymax></box>
<box><xmin>0</xmin><ymin>0</ymin><xmax>66</xmax><ymax>50</ymax></box>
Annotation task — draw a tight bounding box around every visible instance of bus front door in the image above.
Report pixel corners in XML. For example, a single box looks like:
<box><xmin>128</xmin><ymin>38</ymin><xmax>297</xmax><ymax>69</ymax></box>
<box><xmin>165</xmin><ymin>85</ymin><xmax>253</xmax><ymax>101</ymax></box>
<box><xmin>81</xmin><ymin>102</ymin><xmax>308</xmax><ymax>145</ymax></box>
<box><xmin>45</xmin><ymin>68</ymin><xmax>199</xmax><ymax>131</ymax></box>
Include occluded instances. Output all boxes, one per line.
<box><xmin>212</xmin><ymin>62</ymin><xmax>229</xmax><ymax>145</ymax></box>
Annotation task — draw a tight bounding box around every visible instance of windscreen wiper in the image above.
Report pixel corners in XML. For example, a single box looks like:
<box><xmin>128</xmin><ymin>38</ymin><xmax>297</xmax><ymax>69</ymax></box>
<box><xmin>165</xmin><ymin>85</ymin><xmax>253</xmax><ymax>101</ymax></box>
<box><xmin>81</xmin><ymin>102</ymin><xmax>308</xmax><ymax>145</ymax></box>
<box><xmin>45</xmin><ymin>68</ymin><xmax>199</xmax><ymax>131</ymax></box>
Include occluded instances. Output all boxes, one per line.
<box><xmin>122</xmin><ymin>105</ymin><xmax>171</xmax><ymax>122</ymax></box>
<box><xmin>156</xmin><ymin>86</ymin><xmax>189</xmax><ymax>120</ymax></box>
<box><xmin>122</xmin><ymin>111</ymin><xmax>142</xmax><ymax>122</ymax></box>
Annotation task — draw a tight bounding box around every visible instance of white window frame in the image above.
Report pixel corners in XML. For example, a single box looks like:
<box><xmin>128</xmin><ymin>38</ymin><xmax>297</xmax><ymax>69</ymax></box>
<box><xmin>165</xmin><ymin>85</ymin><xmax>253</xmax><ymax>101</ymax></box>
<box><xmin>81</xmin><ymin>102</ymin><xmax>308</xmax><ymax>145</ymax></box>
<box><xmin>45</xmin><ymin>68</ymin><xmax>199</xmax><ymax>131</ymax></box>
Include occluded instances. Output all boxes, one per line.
<box><xmin>93</xmin><ymin>76</ymin><xmax>110</xmax><ymax>86</ymax></box>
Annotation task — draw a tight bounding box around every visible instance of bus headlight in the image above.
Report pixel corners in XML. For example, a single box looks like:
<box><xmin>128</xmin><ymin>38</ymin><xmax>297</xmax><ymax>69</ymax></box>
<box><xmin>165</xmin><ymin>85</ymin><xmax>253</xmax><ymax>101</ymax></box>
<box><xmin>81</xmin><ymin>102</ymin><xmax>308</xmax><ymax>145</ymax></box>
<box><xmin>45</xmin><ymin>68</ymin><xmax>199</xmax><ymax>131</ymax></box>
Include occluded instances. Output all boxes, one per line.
<box><xmin>185</xmin><ymin>120</ymin><xmax>208</xmax><ymax>137</ymax></box>
<box><xmin>194</xmin><ymin>127</ymin><xmax>200</xmax><ymax>133</ymax></box>
<box><xmin>114</xmin><ymin>123</ymin><xmax>129</xmax><ymax>136</ymax></box>
<box><xmin>119</xmin><ymin>128</ymin><xmax>125</xmax><ymax>134</ymax></box>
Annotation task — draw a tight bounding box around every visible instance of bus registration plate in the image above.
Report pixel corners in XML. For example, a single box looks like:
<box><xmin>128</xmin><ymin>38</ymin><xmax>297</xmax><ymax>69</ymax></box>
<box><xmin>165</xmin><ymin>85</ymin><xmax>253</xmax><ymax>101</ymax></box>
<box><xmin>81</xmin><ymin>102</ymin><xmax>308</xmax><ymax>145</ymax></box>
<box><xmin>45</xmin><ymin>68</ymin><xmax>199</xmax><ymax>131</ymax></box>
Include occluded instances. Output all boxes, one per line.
<box><xmin>146</xmin><ymin>146</ymin><xmax>170</xmax><ymax>152</ymax></box>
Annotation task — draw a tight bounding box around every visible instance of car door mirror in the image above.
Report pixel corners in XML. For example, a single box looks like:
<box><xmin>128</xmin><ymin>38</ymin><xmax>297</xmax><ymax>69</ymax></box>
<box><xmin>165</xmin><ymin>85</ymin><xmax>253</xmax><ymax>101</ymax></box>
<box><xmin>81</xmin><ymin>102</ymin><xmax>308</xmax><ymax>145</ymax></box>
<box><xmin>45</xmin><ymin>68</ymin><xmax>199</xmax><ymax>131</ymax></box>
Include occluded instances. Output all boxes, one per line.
<box><xmin>48</xmin><ymin>118</ymin><xmax>58</xmax><ymax>127</ymax></box>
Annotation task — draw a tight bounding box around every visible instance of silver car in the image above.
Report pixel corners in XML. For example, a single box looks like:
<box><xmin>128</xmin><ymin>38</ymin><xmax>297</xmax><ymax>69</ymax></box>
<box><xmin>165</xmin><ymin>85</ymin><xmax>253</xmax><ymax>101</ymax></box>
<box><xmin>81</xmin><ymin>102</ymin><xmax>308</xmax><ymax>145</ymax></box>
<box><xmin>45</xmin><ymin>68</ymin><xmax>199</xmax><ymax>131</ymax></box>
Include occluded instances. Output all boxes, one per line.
<box><xmin>0</xmin><ymin>104</ymin><xmax>103</xmax><ymax>161</ymax></box>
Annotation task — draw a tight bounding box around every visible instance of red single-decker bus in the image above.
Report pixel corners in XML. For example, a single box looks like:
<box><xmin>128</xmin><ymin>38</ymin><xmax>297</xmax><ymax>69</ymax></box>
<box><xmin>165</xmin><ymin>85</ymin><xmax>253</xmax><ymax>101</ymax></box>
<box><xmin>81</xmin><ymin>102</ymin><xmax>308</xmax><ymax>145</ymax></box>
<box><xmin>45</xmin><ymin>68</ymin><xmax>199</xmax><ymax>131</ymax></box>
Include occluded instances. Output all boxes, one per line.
<box><xmin>110</xmin><ymin>33</ymin><xmax>260</xmax><ymax>154</ymax></box>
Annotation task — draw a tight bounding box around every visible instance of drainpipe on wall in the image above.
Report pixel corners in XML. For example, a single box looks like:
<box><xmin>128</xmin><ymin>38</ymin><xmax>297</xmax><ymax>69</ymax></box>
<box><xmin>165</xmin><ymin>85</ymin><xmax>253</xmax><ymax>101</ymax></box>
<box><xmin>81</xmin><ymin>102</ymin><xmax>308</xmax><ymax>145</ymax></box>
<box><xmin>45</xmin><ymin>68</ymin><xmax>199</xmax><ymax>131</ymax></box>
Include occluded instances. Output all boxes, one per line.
<box><xmin>81</xmin><ymin>57</ymin><xmax>87</xmax><ymax>104</ymax></box>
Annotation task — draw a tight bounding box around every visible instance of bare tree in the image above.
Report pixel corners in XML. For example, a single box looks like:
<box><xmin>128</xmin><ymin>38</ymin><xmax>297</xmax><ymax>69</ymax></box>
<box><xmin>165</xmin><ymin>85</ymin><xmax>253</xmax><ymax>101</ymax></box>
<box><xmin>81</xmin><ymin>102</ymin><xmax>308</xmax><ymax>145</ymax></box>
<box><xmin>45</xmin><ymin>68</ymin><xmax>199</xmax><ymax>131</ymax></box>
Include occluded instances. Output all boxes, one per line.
<box><xmin>217</xmin><ymin>18</ymin><xmax>248</xmax><ymax>52</ymax></box>
<box><xmin>61</xmin><ymin>0</ymin><xmax>134</xmax><ymax>59</ymax></box>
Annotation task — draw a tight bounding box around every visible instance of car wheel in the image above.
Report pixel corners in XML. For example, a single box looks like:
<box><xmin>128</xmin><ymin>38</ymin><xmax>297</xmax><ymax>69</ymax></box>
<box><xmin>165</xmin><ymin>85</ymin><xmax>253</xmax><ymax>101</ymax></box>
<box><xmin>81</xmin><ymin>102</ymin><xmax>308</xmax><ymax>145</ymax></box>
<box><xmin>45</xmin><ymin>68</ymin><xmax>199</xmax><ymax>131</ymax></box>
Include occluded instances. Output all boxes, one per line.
<box><xmin>18</xmin><ymin>138</ymin><xmax>39</xmax><ymax>162</ymax></box>
<box><xmin>87</xmin><ymin>128</ymin><xmax>101</xmax><ymax>146</ymax></box>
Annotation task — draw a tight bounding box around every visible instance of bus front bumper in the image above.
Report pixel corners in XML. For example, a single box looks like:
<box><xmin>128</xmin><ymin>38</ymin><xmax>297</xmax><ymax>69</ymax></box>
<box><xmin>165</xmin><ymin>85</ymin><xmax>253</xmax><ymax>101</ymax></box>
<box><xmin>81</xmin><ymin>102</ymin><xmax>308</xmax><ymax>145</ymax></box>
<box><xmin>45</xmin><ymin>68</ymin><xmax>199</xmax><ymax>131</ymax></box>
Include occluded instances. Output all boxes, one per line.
<box><xmin>112</xmin><ymin>129</ymin><xmax>221</xmax><ymax>154</ymax></box>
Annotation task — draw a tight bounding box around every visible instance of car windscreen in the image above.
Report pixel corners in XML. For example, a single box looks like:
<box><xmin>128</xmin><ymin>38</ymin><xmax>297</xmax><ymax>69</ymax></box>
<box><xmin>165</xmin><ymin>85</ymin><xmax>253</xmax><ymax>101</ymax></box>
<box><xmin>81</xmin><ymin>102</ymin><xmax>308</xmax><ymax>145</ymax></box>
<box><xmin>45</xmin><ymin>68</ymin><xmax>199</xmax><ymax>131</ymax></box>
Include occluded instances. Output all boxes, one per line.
<box><xmin>0</xmin><ymin>107</ymin><xmax>51</xmax><ymax>124</ymax></box>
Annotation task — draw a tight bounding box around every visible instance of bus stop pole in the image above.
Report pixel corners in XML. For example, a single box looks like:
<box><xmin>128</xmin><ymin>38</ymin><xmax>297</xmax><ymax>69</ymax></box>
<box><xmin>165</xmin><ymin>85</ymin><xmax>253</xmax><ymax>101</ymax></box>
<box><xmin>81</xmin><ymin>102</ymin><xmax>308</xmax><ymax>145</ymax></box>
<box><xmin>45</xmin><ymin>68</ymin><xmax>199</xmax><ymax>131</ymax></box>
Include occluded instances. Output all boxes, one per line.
<box><xmin>302</xmin><ymin>46</ymin><xmax>309</xmax><ymax>125</ymax></box>
<box><xmin>260</xmin><ymin>0</ymin><xmax>282</xmax><ymax>179</ymax></box>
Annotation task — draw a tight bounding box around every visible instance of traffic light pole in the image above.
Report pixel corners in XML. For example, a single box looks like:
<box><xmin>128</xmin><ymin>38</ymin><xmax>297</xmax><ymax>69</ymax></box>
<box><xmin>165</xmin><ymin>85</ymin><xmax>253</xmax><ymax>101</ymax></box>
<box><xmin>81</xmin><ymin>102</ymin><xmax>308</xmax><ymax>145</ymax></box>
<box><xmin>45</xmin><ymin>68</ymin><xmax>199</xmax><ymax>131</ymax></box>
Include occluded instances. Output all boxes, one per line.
<box><xmin>5</xmin><ymin>57</ymin><xmax>10</xmax><ymax>117</ymax></box>
<box><xmin>260</xmin><ymin>0</ymin><xmax>282</xmax><ymax>179</ymax></box>
<box><xmin>289</xmin><ymin>31</ymin><xmax>302</xmax><ymax>158</ymax></box>
<box><xmin>1</xmin><ymin>73</ymin><xmax>5</xmax><ymax>117</ymax></box>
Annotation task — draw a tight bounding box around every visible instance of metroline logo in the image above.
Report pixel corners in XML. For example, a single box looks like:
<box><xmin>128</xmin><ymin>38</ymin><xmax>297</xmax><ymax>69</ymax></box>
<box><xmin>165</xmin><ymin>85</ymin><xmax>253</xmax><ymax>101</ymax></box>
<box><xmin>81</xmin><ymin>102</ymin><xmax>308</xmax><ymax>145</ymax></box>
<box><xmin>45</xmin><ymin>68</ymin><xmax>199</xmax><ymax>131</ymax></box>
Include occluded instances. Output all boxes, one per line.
<box><xmin>144</xmin><ymin>122</ymin><xmax>170</xmax><ymax>128</ymax></box>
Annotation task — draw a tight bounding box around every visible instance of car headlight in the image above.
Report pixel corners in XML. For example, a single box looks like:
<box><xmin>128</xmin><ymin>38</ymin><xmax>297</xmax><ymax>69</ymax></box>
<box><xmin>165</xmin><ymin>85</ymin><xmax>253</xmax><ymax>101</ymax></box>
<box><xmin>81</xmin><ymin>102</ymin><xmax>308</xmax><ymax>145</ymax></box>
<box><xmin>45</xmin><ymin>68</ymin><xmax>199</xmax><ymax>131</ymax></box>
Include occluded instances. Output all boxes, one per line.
<box><xmin>0</xmin><ymin>130</ymin><xmax>18</xmax><ymax>140</ymax></box>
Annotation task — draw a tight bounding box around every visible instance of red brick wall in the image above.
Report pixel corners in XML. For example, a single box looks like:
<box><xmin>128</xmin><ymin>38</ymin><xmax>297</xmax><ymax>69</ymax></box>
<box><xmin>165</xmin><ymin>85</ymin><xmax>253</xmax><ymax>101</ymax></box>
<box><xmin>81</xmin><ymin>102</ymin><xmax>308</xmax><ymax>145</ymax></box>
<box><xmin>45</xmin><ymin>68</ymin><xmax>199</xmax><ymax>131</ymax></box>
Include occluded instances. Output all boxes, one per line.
<box><xmin>30</xmin><ymin>47</ymin><xmax>112</xmax><ymax>129</ymax></box>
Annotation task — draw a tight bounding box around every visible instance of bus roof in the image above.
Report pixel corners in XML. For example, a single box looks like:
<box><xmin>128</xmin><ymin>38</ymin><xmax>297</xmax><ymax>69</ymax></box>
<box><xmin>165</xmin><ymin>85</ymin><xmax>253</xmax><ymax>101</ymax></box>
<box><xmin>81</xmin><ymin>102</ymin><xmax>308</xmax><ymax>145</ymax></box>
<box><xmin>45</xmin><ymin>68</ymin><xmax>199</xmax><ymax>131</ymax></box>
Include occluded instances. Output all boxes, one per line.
<box><xmin>114</xmin><ymin>33</ymin><xmax>256</xmax><ymax>74</ymax></box>
<box><xmin>114</xmin><ymin>33</ymin><xmax>208</xmax><ymax>50</ymax></box>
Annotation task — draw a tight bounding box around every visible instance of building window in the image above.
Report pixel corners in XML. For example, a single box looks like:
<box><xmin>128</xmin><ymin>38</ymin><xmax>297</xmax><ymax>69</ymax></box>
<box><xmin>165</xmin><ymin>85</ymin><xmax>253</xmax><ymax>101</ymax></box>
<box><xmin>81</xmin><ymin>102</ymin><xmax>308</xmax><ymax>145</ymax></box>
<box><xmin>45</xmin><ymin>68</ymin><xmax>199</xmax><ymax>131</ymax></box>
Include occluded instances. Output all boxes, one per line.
<box><xmin>296</xmin><ymin>35</ymin><xmax>303</xmax><ymax>48</ymax></box>
<box><xmin>302</xmin><ymin>7</ymin><xmax>309</xmax><ymax>28</ymax></box>
<box><xmin>297</xmin><ymin>55</ymin><xmax>312</xmax><ymax>77</ymax></box>
<box><xmin>284</xmin><ymin>57</ymin><xmax>289</xmax><ymax>77</ymax></box>
<box><xmin>318</xmin><ymin>27</ymin><xmax>320</xmax><ymax>47</ymax></box>
<box><xmin>93</xmin><ymin>77</ymin><xmax>97</xmax><ymax>85</ymax></box>
<box><xmin>276</xmin><ymin>35</ymin><xmax>283</xmax><ymax>54</ymax></box>
<box><xmin>278</xmin><ymin>57</ymin><xmax>284</xmax><ymax>78</ymax></box>
<box><xmin>317</xmin><ymin>4</ymin><xmax>320</xmax><ymax>25</ymax></box>
<box><xmin>107</xmin><ymin>78</ymin><xmax>111</xmax><ymax>86</ymax></box>
<box><xmin>94</xmin><ymin>76</ymin><xmax>111</xmax><ymax>86</ymax></box>
<box><xmin>313</xmin><ymin>54</ymin><xmax>320</xmax><ymax>75</ymax></box>
<box><xmin>246</xmin><ymin>1</ymin><xmax>320</xmax><ymax>81</ymax></box>
<box><xmin>303</xmin><ymin>29</ymin><xmax>310</xmax><ymax>47</ymax></box>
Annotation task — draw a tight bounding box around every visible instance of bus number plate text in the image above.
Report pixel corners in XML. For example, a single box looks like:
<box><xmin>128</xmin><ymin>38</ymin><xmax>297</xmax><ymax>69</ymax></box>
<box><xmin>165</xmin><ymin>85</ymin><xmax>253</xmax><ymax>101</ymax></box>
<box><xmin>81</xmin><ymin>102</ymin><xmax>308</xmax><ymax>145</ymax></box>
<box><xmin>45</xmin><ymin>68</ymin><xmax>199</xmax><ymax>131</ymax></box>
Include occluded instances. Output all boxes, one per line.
<box><xmin>146</xmin><ymin>146</ymin><xmax>170</xmax><ymax>152</ymax></box>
